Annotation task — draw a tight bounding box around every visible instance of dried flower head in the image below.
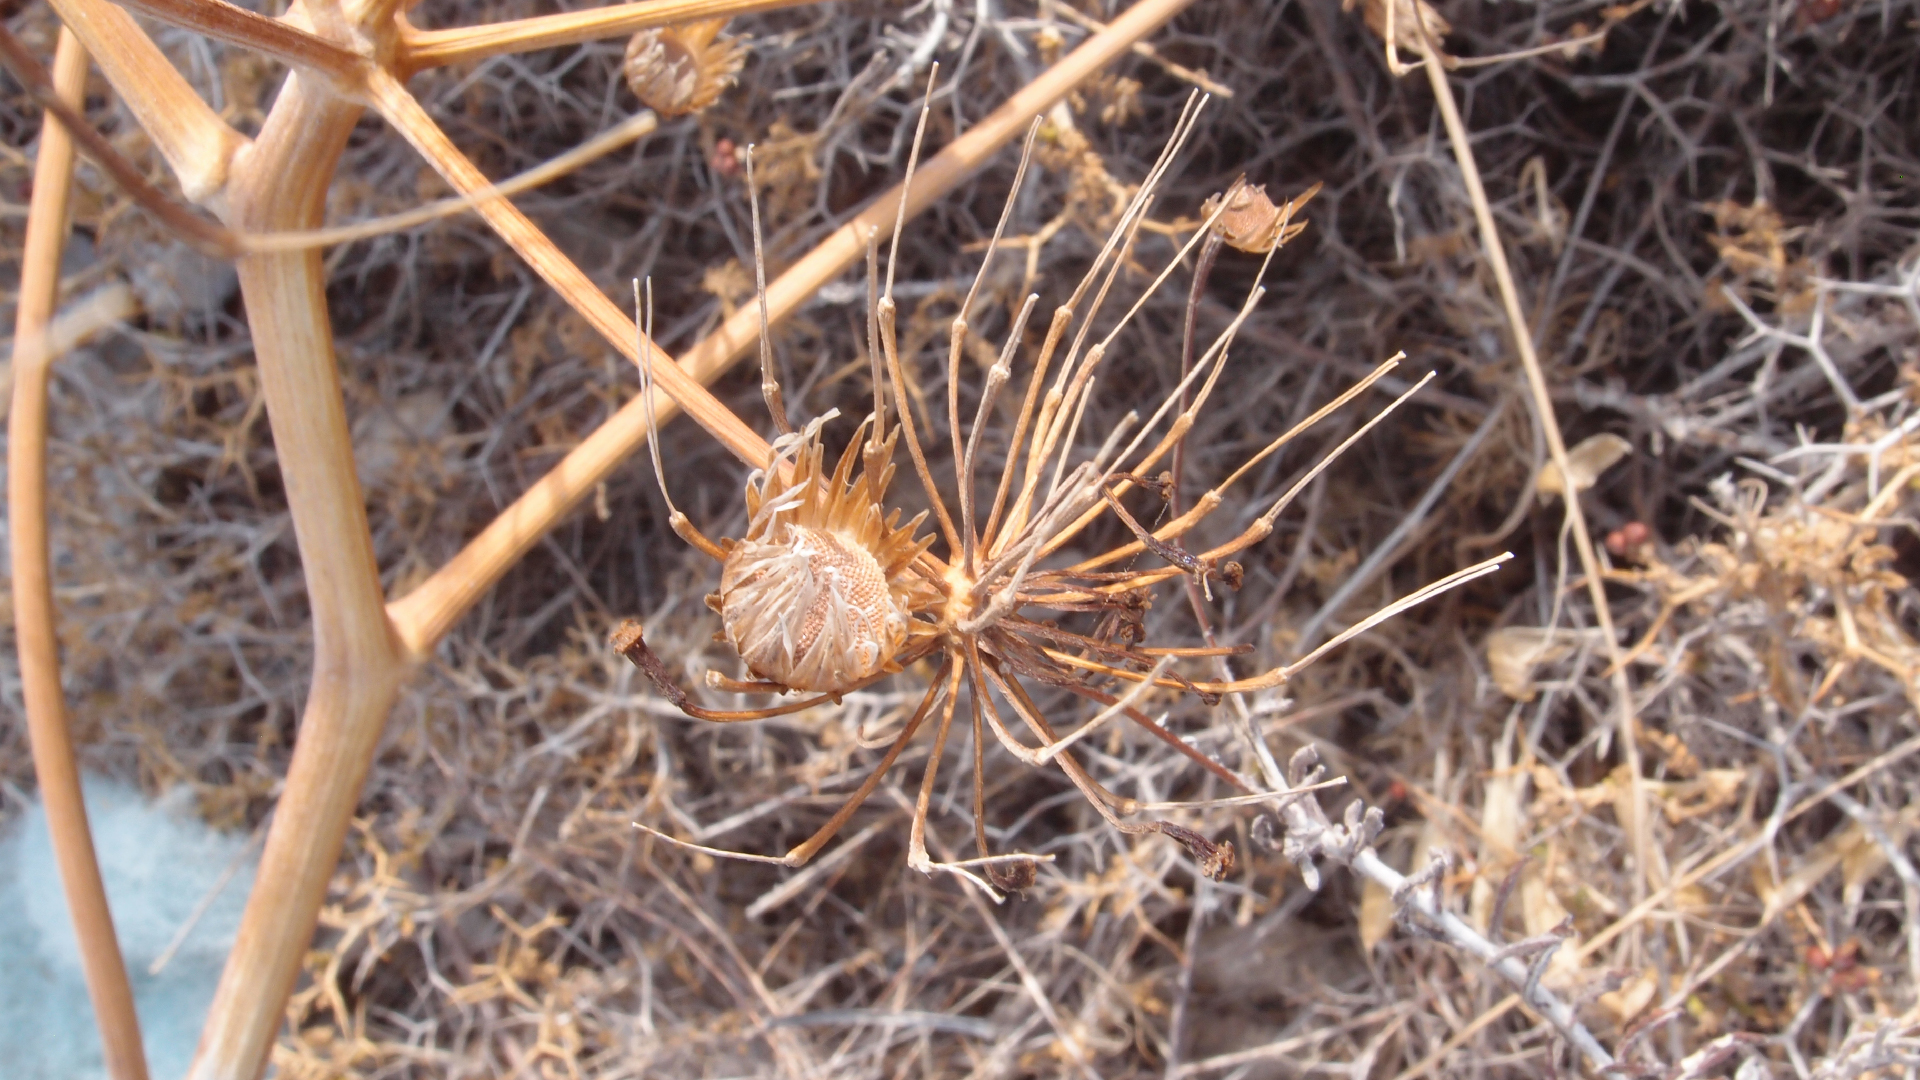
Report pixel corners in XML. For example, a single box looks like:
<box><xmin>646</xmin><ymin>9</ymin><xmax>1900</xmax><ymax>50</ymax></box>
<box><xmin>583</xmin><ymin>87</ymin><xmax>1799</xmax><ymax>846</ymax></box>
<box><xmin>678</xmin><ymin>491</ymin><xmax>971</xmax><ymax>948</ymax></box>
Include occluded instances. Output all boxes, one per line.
<box><xmin>719</xmin><ymin>414</ymin><xmax>938</xmax><ymax>692</ymax></box>
<box><xmin>1201</xmin><ymin>177</ymin><xmax>1322</xmax><ymax>253</ymax></box>
<box><xmin>617</xmin><ymin>93</ymin><xmax>1504</xmax><ymax>894</ymax></box>
<box><xmin>623</xmin><ymin>18</ymin><xmax>747</xmax><ymax>118</ymax></box>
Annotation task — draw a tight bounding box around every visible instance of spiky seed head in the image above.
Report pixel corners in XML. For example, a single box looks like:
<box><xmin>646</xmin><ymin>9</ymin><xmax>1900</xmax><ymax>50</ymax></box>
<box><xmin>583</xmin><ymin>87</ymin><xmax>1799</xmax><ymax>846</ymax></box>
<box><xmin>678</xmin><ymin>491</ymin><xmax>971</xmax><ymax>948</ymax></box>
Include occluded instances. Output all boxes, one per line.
<box><xmin>720</xmin><ymin>414</ymin><xmax>938</xmax><ymax>693</ymax></box>
<box><xmin>623</xmin><ymin>19</ymin><xmax>747</xmax><ymax>118</ymax></box>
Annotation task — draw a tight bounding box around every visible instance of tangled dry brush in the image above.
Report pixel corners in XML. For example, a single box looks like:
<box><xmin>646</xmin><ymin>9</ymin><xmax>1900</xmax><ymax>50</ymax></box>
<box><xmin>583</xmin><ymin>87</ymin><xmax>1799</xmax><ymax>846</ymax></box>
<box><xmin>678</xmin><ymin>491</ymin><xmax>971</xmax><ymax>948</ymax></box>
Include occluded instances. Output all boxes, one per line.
<box><xmin>3</xmin><ymin>0</ymin><xmax>1920</xmax><ymax>1075</ymax></box>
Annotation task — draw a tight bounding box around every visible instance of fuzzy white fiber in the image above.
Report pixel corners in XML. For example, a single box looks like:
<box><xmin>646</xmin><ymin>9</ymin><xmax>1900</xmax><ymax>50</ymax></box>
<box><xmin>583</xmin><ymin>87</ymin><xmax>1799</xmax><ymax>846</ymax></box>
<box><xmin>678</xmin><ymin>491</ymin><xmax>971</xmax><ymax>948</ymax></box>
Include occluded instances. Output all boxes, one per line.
<box><xmin>0</xmin><ymin>777</ymin><xmax>256</xmax><ymax>1080</ymax></box>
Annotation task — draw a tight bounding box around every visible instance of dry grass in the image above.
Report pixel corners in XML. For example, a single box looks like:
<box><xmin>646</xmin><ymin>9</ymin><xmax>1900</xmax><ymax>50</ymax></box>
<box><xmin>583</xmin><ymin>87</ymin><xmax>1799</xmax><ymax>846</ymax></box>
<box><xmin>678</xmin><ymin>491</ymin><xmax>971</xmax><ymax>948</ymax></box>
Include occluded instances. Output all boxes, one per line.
<box><xmin>3</xmin><ymin>0</ymin><xmax>1920</xmax><ymax>1075</ymax></box>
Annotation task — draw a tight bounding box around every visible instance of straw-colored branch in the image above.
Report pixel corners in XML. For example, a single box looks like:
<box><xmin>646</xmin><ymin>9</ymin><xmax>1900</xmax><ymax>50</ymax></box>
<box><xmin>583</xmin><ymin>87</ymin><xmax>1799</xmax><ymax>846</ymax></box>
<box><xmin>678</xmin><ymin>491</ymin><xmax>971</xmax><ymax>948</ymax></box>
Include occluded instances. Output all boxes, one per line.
<box><xmin>366</xmin><ymin>68</ymin><xmax>769</xmax><ymax>472</ymax></box>
<box><xmin>186</xmin><ymin>76</ymin><xmax>411</xmax><ymax>1080</ymax></box>
<box><xmin>1415</xmin><ymin>48</ymin><xmax>1650</xmax><ymax>920</ymax></box>
<box><xmin>0</xmin><ymin>23</ymin><xmax>240</xmax><ymax>257</ymax></box>
<box><xmin>43</xmin><ymin>0</ymin><xmax>245</xmax><ymax>202</ymax></box>
<box><xmin>112</xmin><ymin>0</ymin><xmax>368</xmax><ymax>82</ymax></box>
<box><xmin>397</xmin><ymin>0</ymin><xmax>815</xmax><ymax>73</ymax></box>
<box><xmin>242</xmin><ymin>110</ymin><xmax>659</xmax><ymax>252</ymax></box>
<box><xmin>9</xmin><ymin>31</ymin><xmax>151</xmax><ymax>1080</ymax></box>
<box><xmin>384</xmin><ymin>0</ymin><xmax>1202</xmax><ymax>655</ymax></box>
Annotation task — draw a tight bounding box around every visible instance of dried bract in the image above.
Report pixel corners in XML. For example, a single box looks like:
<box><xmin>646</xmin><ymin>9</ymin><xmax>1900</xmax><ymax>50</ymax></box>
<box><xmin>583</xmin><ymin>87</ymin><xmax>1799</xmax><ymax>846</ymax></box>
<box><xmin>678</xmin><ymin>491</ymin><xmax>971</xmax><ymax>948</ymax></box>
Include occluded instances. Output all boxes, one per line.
<box><xmin>623</xmin><ymin>18</ymin><xmax>747</xmax><ymax>118</ymax></box>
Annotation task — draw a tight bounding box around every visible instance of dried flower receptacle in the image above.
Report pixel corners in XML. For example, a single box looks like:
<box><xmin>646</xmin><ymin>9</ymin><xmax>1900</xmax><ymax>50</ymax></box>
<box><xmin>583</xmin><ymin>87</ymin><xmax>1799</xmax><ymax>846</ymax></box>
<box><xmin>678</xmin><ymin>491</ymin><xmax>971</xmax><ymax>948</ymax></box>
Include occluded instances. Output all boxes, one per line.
<box><xmin>624</xmin><ymin>18</ymin><xmax>747</xmax><ymax>118</ymax></box>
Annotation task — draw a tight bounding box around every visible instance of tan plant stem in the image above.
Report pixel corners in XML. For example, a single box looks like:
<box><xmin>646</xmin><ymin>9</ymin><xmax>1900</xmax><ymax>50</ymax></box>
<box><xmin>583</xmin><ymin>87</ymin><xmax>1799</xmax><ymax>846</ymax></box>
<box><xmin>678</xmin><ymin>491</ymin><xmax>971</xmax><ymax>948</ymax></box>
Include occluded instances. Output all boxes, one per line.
<box><xmin>9</xmin><ymin>31</ymin><xmax>151</xmax><ymax>1080</ymax></box>
<box><xmin>187</xmin><ymin>77</ymin><xmax>410</xmax><ymax>1080</ymax></box>
<box><xmin>398</xmin><ymin>0</ymin><xmax>815</xmax><ymax>73</ymax></box>
<box><xmin>364</xmin><ymin>68</ymin><xmax>769</xmax><ymax>473</ymax></box>
<box><xmin>111</xmin><ymin>0</ymin><xmax>368</xmax><ymax>82</ymax></box>
<box><xmin>0</xmin><ymin>23</ymin><xmax>240</xmax><ymax>257</ymax></box>
<box><xmin>0</xmin><ymin>30</ymin><xmax>647</xmax><ymax>261</ymax></box>
<box><xmin>1417</xmin><ymin>51</ymin><xmax>1650</xmax><ymax>912</ymax></box>
<box><xmin>43</xmin><ymin>0</ymin><xmax>244</xmax><ymax>202</ymax></box>
<box><xmin>385</xmin><ymin>0</ymin><xmax>1201</xmax><ymax>655</ymax></box>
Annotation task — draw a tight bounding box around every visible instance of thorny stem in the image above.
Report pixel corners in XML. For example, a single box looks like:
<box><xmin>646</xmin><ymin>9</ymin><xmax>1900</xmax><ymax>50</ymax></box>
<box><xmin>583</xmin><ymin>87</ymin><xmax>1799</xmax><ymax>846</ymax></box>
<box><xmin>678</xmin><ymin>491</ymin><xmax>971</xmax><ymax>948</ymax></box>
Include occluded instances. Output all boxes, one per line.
<box><xmin>10</xmin><ymin>29</ymin><xmax>151</xmax><ymax>1080</ymax></box>
<box><xmin>1246</xmin><ymin>742</ymin><xmax>1616</xmax><ymax>1073</ymax></box>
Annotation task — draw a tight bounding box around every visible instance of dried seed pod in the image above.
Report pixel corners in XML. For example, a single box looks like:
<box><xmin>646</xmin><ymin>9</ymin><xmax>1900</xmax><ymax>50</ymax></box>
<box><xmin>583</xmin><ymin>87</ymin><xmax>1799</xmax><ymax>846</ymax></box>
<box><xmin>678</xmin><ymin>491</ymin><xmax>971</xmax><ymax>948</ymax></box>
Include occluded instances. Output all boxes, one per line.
<box><xmin>623</xmin><ymin>18</ymin><xmax>746</xmax><ymax>118</ymax></box>
<box><xmin>1201</xmin><ymin>178</ymin><xmax>1322</xmax><ymax>253</ymax></box>
<box><xmin>719</xmin><ymin>413</ymin><xmax>938</xmax><ymax>693</ymax></box>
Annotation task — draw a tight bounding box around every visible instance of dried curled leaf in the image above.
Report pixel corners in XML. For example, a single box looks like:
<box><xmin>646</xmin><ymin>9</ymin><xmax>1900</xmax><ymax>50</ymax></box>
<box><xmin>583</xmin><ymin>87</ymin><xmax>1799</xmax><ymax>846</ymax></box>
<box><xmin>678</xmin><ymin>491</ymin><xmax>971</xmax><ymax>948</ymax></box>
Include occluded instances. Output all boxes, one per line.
<box><xmin>1201</xmin><ymin>179</ymin><xmax>1322</xmax><ymax>253</ymax></box>
<box><xmin>1537</xmin><ymin>433</ymin><xmax>1632</xmax><ymax>499</ymax></box>
<box><xmin>623</xmin><ymin>18</ymin><xmax>747</xmax><ymax>118</ymax></box>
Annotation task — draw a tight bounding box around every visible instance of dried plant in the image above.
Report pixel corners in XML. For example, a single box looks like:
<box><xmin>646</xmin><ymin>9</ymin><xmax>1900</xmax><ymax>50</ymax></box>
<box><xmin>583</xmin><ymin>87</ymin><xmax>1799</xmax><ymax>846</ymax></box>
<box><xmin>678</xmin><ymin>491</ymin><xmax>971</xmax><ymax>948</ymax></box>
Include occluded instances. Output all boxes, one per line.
<box><xmin>615</xmin><ymin>93</ymin><xmax>1508</xmax><ymax>896</ymax></box>
<box><xmin>8</xmin><ymin>0</ymin><xmax>1920</xmax><ymax>1074</ymax></box>
<box><xmin>0</xmin><ymin>1</ymin><xmax>1205</xmax><ymax>1076</ymax></box>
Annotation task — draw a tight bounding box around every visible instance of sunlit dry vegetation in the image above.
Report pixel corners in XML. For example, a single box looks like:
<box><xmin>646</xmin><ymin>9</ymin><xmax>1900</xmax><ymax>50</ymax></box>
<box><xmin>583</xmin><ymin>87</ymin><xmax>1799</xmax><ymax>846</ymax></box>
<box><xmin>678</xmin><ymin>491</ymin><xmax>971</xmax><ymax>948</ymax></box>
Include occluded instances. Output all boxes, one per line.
<box><xmin>2</xmin><ymin>0</ymin><xmax>1918</xmax><ymax>1075</ymax></box>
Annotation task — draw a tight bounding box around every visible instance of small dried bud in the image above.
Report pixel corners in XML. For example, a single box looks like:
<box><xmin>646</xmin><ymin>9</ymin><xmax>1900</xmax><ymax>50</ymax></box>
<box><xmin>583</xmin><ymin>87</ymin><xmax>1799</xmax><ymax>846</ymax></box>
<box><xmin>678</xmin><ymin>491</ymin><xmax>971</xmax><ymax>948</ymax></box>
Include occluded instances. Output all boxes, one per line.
<box><xmin>624</xmin><ymin>18</ymin><xmax>747</xmax><ymax>118</ymax></box>
<box><xmin>1219</xmin><ymin>560</ymin><xmax>1245</xmax><ymax>591</ymax></box>
<box><xmin>1201</xmin><ymin>179</ymin><xmax>1323</xmax><ymax>253</ymax></box>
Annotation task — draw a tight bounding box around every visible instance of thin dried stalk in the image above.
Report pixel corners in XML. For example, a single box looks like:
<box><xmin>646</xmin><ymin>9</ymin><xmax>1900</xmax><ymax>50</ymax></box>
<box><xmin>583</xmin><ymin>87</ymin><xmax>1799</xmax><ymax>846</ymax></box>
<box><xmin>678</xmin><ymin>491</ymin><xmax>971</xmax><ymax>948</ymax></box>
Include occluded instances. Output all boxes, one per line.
<box><xmin>113</xmin><ymin>0</ymin><xmax>368</xmax><ymax>80</ymax></box>
<box><xmin>8</xmin><ymin>31</ymin><xmax>150</xmax><ymax>1080</ymax></box>
<box><xmin>397</xmin><ymin>0</ymin><xmax>817</xmax><ymax>72</ymax></box>
<box><xmin>365</xmin><ymin>68</ymin><xmax>770</xmax><ymax>469</ymax></box>
<box><xmin>1408</xmin><ymin>30</ymin><xmax>1651</xmax><ymax>914</ymax></box>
